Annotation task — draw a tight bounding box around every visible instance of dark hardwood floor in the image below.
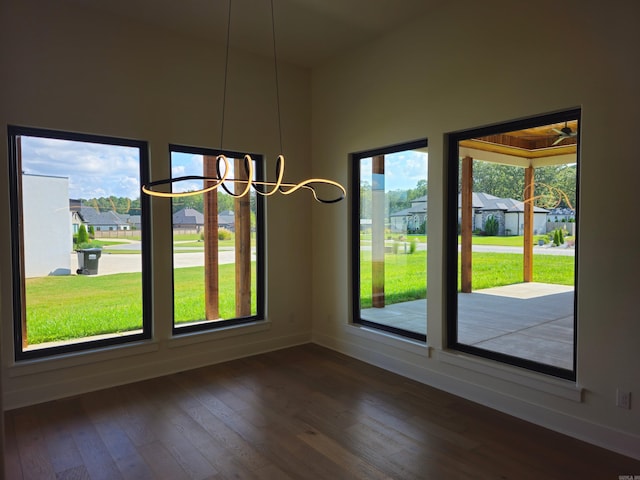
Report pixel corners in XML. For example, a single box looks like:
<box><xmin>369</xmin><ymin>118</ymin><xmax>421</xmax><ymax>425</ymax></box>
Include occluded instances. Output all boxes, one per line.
<box><xmin>5</xmin><ymin>344</ymin><xmax>639</xmax><ymax>479</ymax></box>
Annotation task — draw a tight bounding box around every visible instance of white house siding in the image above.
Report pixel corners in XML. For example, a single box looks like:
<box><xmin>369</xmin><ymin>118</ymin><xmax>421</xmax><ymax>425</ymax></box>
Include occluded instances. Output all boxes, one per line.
<box><xmin>504</xmin><ymin>212</ymin><xmax>548</xmax><ymax>235</ymax></box>
<box><xmin>505</xmin><ymin>212</ymin><xmax>520</xmax><ymax>235</ymax></box>
<box><xmin>22</xmin><ymin>174</ymin><xmax>72</xmax><ymax>277</ymax></box>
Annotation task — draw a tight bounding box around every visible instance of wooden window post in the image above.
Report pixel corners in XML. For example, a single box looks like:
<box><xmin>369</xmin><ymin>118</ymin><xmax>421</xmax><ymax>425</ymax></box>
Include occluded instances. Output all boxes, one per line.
<box><xmin>461</xmin><ymin>156</ymin><xmax>473</xmax><ymax>293</ymax></box>
<box><xmin>523</xmin><ymin>166</ymin><xmax>534</xmax><ymax>282</ymax></box>
<box><xmin>372</xmin><ymin>155</ymin><xmax>385</xmax><ymax>308</ymax></box>
<box><xmin>203</xmin><ymin>155</ymin><xmax>220</xmax><ymax>320</ymax></box>
<box><xmin>234</xmin><ymin>158</ymin><xmax>251</xmax><ymax>317</ymax></box>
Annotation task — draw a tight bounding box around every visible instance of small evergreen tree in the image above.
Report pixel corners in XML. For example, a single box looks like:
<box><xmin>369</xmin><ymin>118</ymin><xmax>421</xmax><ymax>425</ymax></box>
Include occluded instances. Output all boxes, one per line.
<box><xmin>77</xmin><ymin>224</ymin><xmax>89</xmax><ymax>245</ymax></box>
<box><xmin>484</xmin><ymin>215</ymin><xmax>499</xmax><ymax>236</ymax></box>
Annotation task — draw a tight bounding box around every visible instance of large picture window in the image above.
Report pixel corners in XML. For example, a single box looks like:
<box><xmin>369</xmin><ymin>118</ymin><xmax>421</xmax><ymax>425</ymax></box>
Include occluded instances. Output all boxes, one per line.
<box><xmin>446</xmin><ymin>110</ymin><xmax>580</xmax><ymax>379</ymax></box>
<box><xmin>8</xmin><ymin>126</ymin><xmax>151</xmax><ymax>360</ymax></box>
<box><xmin>352</xmin><ymin>139</ymin><xmax>428</xmax><ymax>341</ymax></box>
<box><xmin>170</xmin><ymin>145</ymin><xmax>264</xmax><ymax>333</ymax></box>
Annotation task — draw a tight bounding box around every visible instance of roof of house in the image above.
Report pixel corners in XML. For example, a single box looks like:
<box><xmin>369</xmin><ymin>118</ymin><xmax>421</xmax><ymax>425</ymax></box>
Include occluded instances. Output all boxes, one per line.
<box><xmin>172</xmin><ymin>208</ymin><xmax>204</xmax><ymax>226</ymax></box>
<box><xmin>460</xmin><ymin>192</ymin><xmax>549</xmax><ymax>213</ymax></box>
<box><xmin>78</xmin><ymin>206</ymin><xmax>127</xmax><ymax>226</ymax></box>
<box><xmin>218</xmin><ymin>212</ymin><xmax>235</xmax><ymax>226</ymax></box>
<box><xmin>390</xmin><ymin>204</ymin><xmax>427</xmax><ymax>217</ymax></box>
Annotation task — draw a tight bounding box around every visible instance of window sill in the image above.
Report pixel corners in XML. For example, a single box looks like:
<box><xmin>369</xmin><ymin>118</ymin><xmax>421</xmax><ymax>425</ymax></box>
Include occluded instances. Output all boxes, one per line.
<box><xmin>437</xmin><ymin>349</ymin><xmax>583</xmax><ymax>402</ymax></box>
<box><xmin>9</xmin><ymin>340</ymin><xmax>160</xmax><ymax>378</ymax></box>
<box><xmin>347</xmin><ymin>323</ymin><xmax>431</xmax><ymax>357</ymax></box>
<box><xmin>168</xmin><ymin>319</ymin><xmax>271</xmax><ymax>348</ymax></box>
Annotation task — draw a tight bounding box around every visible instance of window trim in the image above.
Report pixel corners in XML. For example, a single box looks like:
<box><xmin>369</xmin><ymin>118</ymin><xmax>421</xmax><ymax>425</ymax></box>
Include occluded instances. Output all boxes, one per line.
<box><xmin>351</xmin><ymin>138</ymin><xmax>429</xmax><ymax>342</ymax></box>
<box><xmin>445</xmin><ymin>109</ymin><xmax>581</xmax><ymax>381</ymax></box>
<box><xmin>8</xmin><ymin>125</ymin><xmax>152</xmax><ymax>361</ymax></box>
<box><xmin>169</xmin><ymin>143</ymin><xmax>265</xmax><ymax>336</ymax></box>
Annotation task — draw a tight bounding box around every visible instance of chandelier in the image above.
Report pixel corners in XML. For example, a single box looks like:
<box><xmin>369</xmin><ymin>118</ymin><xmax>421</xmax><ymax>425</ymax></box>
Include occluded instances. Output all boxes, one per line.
<box><xmin>142</xmin><ymin>0</ymin><xmax>345</xmax><ymax>204</ymax></box>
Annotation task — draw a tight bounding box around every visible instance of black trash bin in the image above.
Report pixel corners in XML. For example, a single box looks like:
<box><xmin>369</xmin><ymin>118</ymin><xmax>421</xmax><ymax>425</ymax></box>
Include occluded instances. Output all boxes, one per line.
<box><xmin>76</xmin><ymin>248</ymin><xmax>102</xmax><ymax>275</ymax></box>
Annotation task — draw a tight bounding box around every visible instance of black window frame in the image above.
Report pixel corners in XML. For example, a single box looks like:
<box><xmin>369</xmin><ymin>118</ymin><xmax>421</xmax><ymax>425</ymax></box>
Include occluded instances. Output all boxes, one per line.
<box><xmin>8</xmin><ymin>125</ymin><xmax>152</xmax><ymax>361</ymax></box>
<box><xmin>169</xmin><ymin>143</ymin><xmax>265</xmax><ymax>335</ymax></box>
<box><xmin>445</xmin><ymin>109</ymin><xmax>580</xmax><ymax>380</ymax></box>
<box><xmin>351</xmin><ymin>138</ymin><xmax>429</xmax><ymax>342</ymax></box>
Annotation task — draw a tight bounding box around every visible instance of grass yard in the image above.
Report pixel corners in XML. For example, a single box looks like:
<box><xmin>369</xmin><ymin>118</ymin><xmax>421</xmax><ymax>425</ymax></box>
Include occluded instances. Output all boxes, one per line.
<box><xmin>25</xmin><ymin>272</ymin><xmax>143</xmax><ymax>345</ymax></box>
<box><xmin>359</xmin><ymin>251</ymin><xmax>574</xmax><ymax>308</ymax></box>
<box><xmin>25</xmin><ymin>264</ymin><xmax>257</xmax><ymax>345</ymax></box>
<box><xmin>25</xmin><ymin>244</ymin><xmax>573</xmax><ymax>345</ymax></box>
<box><xmin>173</xmin><ymin>264</ymin><xmax>257</xmax><ymax>325</ymax></box>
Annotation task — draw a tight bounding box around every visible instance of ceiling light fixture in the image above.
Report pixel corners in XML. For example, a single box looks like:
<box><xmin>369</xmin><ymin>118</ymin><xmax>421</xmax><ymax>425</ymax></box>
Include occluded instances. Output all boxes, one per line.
<box><xmin>142</xmin><ymin>0</ymin><xmax>345</xmax><ymax>204</ymax></box>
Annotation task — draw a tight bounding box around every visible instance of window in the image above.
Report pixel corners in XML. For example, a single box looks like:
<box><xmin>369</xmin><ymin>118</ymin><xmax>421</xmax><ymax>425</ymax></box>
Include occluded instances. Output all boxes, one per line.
<box><xmin>170</xmin><ymin>145</ymin><xmax>264</xmax><ymax>333</ymax></box>
<box><xmin>446</xmin><ymin>110</ymin><xmax>580</xmax><ymax>380</ymax></box>
<box><xmin>352</xmin><ymin>139</ymin><xmax>428</xmax><ymax>341</ymax></box>
<box><xmin>8</xmin><ymin>126</ymin><xmax>151</xmax><ymax>360</ymax></box>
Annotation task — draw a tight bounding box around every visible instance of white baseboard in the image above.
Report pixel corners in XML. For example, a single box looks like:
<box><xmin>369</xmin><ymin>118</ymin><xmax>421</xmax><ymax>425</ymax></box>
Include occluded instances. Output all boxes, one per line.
<box><xmin>312</xmin><ymin>330</ymin><xmax>640</xmax><ymax>461</ymax></box>
<box><xmin>4</xmin><ymin>331</ymin><xmax>311</xmax><ymax>410</ymax></box>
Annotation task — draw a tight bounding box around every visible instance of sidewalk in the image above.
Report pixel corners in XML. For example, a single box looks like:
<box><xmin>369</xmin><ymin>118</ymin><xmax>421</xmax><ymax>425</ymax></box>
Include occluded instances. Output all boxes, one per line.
<box><xmin>71</xmin><ymin>250</ymin><xmax>239</xmax><ymax>276</ymax></box>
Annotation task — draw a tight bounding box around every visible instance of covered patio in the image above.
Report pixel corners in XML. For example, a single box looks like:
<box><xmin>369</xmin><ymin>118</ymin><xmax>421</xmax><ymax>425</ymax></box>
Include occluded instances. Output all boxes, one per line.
<box><xmin>362</xmin><ymin>282</ymin><xmax>574</xmax><ymax>370</ymax></box>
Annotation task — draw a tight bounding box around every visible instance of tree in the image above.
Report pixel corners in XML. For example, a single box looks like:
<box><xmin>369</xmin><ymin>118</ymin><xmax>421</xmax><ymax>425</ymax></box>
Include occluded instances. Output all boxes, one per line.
<box><xmin>77</xmin><ymin>224</ymin><xmax>89</xmax><ymax>246</ymax></box>
<box><xmin>458</xmin><ymin>160</ymin><xmax>577</xmax><ymax>209</ymax></box>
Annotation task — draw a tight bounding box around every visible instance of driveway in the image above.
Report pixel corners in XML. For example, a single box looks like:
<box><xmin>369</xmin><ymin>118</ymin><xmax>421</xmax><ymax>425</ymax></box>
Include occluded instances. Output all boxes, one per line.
<box><xmin>72</xmin><ymin>248</ymin><xmax>244</xmax><ymax>276</ymax></box>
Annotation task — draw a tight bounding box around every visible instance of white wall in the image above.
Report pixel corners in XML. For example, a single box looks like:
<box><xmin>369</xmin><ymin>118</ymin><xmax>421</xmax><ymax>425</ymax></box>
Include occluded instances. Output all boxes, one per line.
<box><xmin>2</xmin><ymin>0</ymin><xmax>639</xmax><ymax>463</ymax></box>
<box><xmin>311</xmin><ymin>0</ymin><xmax>640</xmax><ymax>460</ymax></box>
<box><xmin>22</xmin><ymin>175</ymin><xmax>72</xmax><ymax>277</ymax></box>
<box><xmin>0</xmin><ymin>0</ymin><xmax>314</xmax><ymax>408</ymax></box>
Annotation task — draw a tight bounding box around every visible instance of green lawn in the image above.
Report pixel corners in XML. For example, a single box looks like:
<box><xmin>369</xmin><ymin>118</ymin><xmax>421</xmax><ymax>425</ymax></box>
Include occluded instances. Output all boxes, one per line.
<box><xmin>25</xmin><ymin>264</ymin><xmax>257</xmax><ymax>345</ymax></box>
<box><xmin>25</xmin><ymin>272</ymin><xmax>143</xmax><ymax>344</ymax></box>
<box><xmin>25</xmin><ymin>245</ymin><xmax>573</xmax><ymax>345</ymax></box>
<box><xmin>359</xmin><ymin>251</ymin><xmax>574</xmax><ymax>308</ymax></box>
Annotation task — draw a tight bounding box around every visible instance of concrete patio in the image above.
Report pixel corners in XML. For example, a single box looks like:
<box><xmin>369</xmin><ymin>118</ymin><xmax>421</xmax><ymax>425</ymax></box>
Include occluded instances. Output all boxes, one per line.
<box><xmin>361</xmin><ymin>282</ymin><xmax>574</xmax><ymax>370</ymax></box>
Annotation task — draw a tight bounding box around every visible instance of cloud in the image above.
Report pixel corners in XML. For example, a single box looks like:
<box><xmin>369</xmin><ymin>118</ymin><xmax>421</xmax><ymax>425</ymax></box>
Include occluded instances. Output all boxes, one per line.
<box><xmin>21</xmin><ymin>136</ymin><xmax>141</xmax><ymax>199</ymax></box>
<box><xmin>358</xmin><ymin>150</ymin><xmax>428</xmax><ymax>191</ymax></box>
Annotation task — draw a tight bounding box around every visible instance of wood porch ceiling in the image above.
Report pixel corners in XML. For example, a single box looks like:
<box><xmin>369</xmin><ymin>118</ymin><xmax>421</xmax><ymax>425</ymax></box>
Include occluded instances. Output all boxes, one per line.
<box><xmin>460</xmin><ymin>120</ymin><xmax>578</xmax><ymax>160</ymax></box>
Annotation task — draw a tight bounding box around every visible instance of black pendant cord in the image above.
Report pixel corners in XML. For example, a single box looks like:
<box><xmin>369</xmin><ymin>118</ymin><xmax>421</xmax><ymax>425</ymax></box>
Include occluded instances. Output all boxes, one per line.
<box><xmin>220</xmin><ymin>0</ymin><xmax>232</xmax><ymax>150</ymax></box>
<box><xmin>270</xmin><ymin>0</ymin><xmax>283</xmax><ymax>154</ymax></box>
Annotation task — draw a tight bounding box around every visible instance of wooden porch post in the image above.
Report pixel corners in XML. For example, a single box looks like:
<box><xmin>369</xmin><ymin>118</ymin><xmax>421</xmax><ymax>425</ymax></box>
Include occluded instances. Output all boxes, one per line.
<box><xmin>234</xmin><ymin>158</ymin><xmax>251</xmax><ymax>317</ymax></box>
<box><xmin>523</xmin><ymin>166</ymin><xmax>534</xmax><ymax>282</ymax></box>
<box><xmin>461</xmin><ymin>156</ymin><xmax>473</xmax><ymax>293</ymax></box>
<box><xmin>372</xmin><ymin>155</ymin><xmax>385</xmax><ymax>308</ymax></box>
<box><xmin>203</xmin><ymin>155</ymin><xmax>220</xmax><ymax>320</ymax></box>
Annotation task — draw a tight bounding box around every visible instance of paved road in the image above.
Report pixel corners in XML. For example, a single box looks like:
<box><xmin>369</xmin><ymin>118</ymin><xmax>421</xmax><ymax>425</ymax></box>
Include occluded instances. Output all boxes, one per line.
<box><xmin>79</xmin><ymin>240</ymin><xmax>572</xmax><ymax>276</ymax></box>
<box><xmin>73</xmin><ymin>251</ymin><xmax>202</xmax><ymax>276</ymax></box>
<box><xmin>72</xmin><ymin>248</ymin><xmax>253</xmax><ymax>276</ymax></box>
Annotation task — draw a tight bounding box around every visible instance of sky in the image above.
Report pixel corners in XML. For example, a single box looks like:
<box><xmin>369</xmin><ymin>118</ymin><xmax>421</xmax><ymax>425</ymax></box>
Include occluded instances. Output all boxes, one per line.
<box><xmin>20</xmin><ymin>135</ymin><xmax>428</xmax><ymax>199</ymax></box>
<box><xmin>20</xmin><ymin>136</ymin><xmax>141</xmax><ymax>199</ymax></box>
<box><xmin>360</xmin><ymin>150</ymin><xmax>428</xmax><ymax>192</ymax></box>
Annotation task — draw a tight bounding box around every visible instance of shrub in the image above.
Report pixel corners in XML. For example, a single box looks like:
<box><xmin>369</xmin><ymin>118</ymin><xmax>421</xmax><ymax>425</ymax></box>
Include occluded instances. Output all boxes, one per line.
<box><xmin>409</xmin><ymin>238</ymin><xmax>417</xmax><ymax>254</ymax></box>
<box><xmin>218</xmin><ymin>228</ymin><xmax>233</xmax><ymax>241</ymax></box>
<box><xmin>77</xmin><ymin>224</ymin><xmax>89</xmax><ymax>246</ymax></box>
<box><xmin>484</xmin><ymin>215</ymin><xmax>499</xmax><ymax>236</ymax></box>
<box><xmin>552</xmin><ymin>228</ymin><xmax>564</xmax><ymax>246</ymax></box>
<box><xmin>88</xmin><ymin>225</ymin><xmax>95</xmax><ymax>239</ymax></box>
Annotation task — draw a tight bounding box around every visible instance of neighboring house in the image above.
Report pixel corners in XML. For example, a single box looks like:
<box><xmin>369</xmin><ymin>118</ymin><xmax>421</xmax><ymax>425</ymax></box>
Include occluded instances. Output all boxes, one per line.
<box><xmin>218</xmin><ymin>210</ymin><xmax>235</xmax><ymax>231</ymax></box>
<box><xmin>547</xmin><ymin>207</ymin><xmax>575</xmax><ymax>223</ymax></box>
<box><xmin>127</xmin><ymin>215</ymin><xmax>142</xmax><ymax>230</ymax></box>
<box><xmin>23</xmin><ymin>174</ymin><xmax>72</xmax><ymax>277</ymax></box>
<box><xmin>69</xmin><ymin>199</ymin><xmax>82</xmax><ymax>234</ymax></box>
<box><xmin>77</xmin><ymin>206</ymin><xmax>130</xmax><ymax>231</ymax></box>
<box><xmin>173</xmin><ymin>208</ymin><xmax>204</xmax><ymax>230</ymax></box>
<box><xmin>173</xmin><ymin>208</ymin><xmax>237</xmax><ymax>232</ymax></box>
<box><xmin>389</xmin><ymin>195</ymin><xmax>427</xmax><ymax>233</ymax></box>
<box><xmin>458</xmin><ymin>192</ymin><xmax>549</xmax><ymax>236</ymax></box>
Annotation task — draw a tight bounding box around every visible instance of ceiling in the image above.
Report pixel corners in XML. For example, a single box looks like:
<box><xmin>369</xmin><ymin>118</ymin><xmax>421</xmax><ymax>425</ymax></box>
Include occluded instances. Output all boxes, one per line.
<box><xmin>461</xmin><ymin>120</ymin><xmax>579</xmax><ymax>162</ymax></box>
<box><xmin>64</xmin><ymin>0</ymin><xmax>442</xmax><ymax>68</ymax></box>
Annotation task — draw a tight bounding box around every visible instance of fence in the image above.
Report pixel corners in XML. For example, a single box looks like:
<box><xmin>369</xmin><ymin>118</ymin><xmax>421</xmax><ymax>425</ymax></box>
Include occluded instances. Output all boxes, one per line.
<box><xmin>94</xmin><ymin>229</ymin><xmax>140</xmax><ymax>238</ymax></box>
<box><xmin>546</xmin><ymin>222</ymin><xmax>576</xmax><ymax>236</ymax></box>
